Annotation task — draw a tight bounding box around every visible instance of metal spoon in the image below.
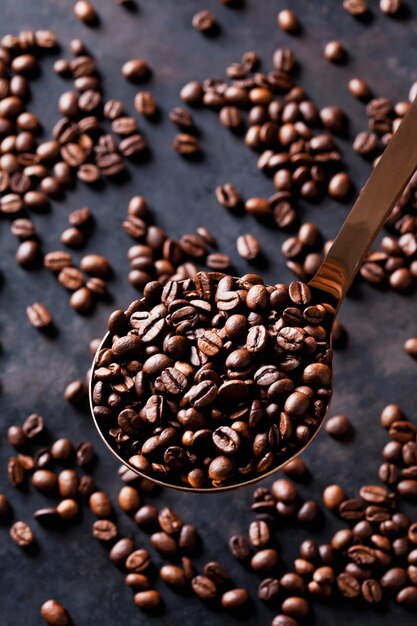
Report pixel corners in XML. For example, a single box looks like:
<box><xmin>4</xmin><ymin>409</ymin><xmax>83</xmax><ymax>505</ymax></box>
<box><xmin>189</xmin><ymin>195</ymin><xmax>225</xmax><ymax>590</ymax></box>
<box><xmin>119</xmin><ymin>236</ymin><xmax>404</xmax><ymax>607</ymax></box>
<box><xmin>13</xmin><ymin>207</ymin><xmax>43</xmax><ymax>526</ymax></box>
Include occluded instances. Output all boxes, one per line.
<box><xmin>90</xmin><ymin>95</ymin><xmax>417</xmax><ymax>492</ymax></box>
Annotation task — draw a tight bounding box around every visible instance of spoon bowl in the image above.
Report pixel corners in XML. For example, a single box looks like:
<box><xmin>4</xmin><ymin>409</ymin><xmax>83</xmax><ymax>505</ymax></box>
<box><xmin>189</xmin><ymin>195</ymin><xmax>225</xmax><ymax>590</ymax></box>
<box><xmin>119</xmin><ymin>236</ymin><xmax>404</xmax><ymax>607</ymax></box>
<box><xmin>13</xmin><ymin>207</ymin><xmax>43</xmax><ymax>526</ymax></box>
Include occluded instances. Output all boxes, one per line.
<box><xmin>90</xmin><ymin>273</ymin><xmax>335</xmax><ymax>492</ymax></box>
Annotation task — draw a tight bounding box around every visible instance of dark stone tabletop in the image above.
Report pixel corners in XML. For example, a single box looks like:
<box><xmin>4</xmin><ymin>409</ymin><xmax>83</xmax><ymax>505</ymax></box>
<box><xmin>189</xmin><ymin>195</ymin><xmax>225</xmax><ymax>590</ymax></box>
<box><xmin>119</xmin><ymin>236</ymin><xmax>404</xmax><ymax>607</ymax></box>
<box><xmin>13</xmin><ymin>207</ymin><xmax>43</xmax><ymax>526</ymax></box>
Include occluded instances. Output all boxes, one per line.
<box><xmin>1</xmin><ymin>1</ymin><xmax>417</xmax><ymax>625</ymax></box>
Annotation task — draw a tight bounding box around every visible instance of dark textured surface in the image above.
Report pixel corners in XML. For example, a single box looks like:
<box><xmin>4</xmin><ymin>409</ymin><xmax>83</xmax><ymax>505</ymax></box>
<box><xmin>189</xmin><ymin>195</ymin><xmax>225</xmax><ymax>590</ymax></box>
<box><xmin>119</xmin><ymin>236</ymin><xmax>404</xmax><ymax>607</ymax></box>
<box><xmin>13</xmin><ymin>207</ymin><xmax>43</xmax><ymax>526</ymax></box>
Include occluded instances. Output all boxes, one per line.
<box><xmin>1</xmin><ymin>1</ymin><xmax>417</xmax><ymax>625</ymax></box>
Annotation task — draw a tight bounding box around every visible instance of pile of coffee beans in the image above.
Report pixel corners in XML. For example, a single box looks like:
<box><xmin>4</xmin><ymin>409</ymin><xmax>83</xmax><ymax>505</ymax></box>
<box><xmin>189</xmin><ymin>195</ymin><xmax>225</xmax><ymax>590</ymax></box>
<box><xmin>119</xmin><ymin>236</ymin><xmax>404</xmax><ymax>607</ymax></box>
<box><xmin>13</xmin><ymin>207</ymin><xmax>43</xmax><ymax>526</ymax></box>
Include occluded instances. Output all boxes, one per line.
<box><xmin>92</xmin><ymin>272</ymin><xmax>334</xmax><ymax>488</ymax></box>
<box><xmin>6</xmin><ymin>412</ymin><xmax>98</xmax><ymax>535</ymax></box>
<box><xmin>179</xmin><ymin>46</ymin><xmax>352</xmax><ymax>232</ymax></box>
<box><xmin>225</xmin><ymin>405</ymin><xmax>417</xmax><ymax>624</ymax></box>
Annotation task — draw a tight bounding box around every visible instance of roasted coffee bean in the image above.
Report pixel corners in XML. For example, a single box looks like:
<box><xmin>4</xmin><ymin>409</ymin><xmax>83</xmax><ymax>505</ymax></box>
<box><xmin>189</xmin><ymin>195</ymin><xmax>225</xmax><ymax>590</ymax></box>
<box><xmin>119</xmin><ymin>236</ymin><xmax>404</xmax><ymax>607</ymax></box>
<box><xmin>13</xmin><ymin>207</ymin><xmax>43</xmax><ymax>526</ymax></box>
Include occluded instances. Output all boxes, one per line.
<box><xmin>26</xmin><ymin>303</ymin><xmax>53</xmax><ymax>329</ymax></box>
<box><xmin>192</xmin><ymin>575</ymin><xmax>218</xmax><ymax>600</ymax></box>
<box><xmin>10</xmin><ymin>520</ymin><xmax>35</xmax><ymax>547</ymax></box>
<box><xmin>92</xmin><ymin>519</ymin><xmax>118</xmax><ymax>542</ymax></box>
<box><xmin>343</xmin><ymin>0</ymin><xmax>369</xmax><ymax>15</ymax></box>
<box><xmin>169</xmin><ymin>107</ymin><xmax>194</xmax><ymax>129</ymax></box>
<box><xmin>125</xmin><ymin>573</ymin><xmax>149</xmax><ymax>590</ymax></box>
<box><xmin>337</xmin><ymin>573</ymin><xmax>360</xmax><ymax>598</ymax></box>
<box><xmin>109</xmin><ymin>537</ymin><xmax>135</xmax><ymax>564</ymax></box>
<box><xmin>277</xmin><ymin>9</ymin><xmax>300</xmax><ymax>33</ymax></box>
<box><xmin>216</xmin><ymin>184</ymin><xmax>241</xmax><ymax>209</ymax></box>
<box><xmin>51</xmin><ymin>438</ymin><xmax>74</xmax><ymax>462</ymax></box>
<box><xmin>74</xmin><ymin>0</ymin><xmax>97</xmax><ymax>24</ymax></box>
<box><xmin>9</xmin><ymin>458</ymin><xmax>26</xmax><ymax>487</ymax></box>
<box><xmin>281</xmin><ymin>596</ymin><xmax>309</xmax><ymax>619</ymax></box>
<box><xmin>229</xmin><ymin>534</ymin><xmax>251</xmax><ymax>560</ymax></box>
<box><xmin>122</xmin><ymin>59</ymin><xmax>150</xmax><ymax>83</ymax></box>
<box><xmin>323</xmin><ymin>484</ymin><xmax>346</xmax><ymax>511</ymax></box>
<box><xmin>324</xmin><ymin>40</ymin><xmax>347</xmax><ymax>63</ymax></box>
<box><xmin>134</xmin><ymin>91</ymin><xmax>157</xmax><ymax>117</ymax></box>
<box><xmin>150</xmin><ymin>531</ymin><xmax>177</xmax><ymax>555</ymax></box>
<box><xmin>126</xmin><ymin>548</ymin><xmax>151</xmax><ymax>572</ymax></box>
<box><xmin>160</xmin><ymin>564</ymin><xmax>187</xmax><ymax>588</ymax></box>
<box><xmin>325</xmin><ymin>415</ymin><xmax>352</xmax><ymax>439</ymax></box>
<box><xmin>40</xmin><ymin>599</ymin><xmax>70</xmax><ymax>626</ymax></box>
<box><xmin>172</xmin><ymin>133</ymin><xmax>199</xmax><ymax>155</ymax></box>
<box><xmin>16</xmin><ymin>240</ymin><xmax>40</xmax><ymax>268</ymax></box>
<box><xmin>89</xmin><ymin>491</ymin><xmax>112</xmax><ymax>518</ymax></box>
<box><xmin>22</xmin><ymin>413</ymin><xmax>44</xmax><ymax>439</ymax></box>
<box><xmin>118</xmin><ymin>486</ymin><xmax>141</xmax><ymax>513</ymax></box>
<box><xmin>64</xmin><ymin>380</ymin><xmax>85</xmax><ymax>404</ymax></box>
<box><xmin>221</xmin><ymin>588</ymin><xmax>249</xmax><ymax>609</ymax></box>
<box><xmin>32</xmin><ymin>469</ymin><xmax>57</xmax><ymax>493</ymax></box>
<box><xmin>133</xmin><ymin>590</ymin><xmax>161</xmax><ymax>610</ymax></box>
<box><xmin>362</xmin><ymin>579</ymin><xmax>382</xmax><ymax>603</ymax></box>
<box><xmin>251</xmin><ymin>548</ymin><xmax>279</xmax><ymax>572</ymax></box>
<box><xmin>192</xmin><ymin>10</ymin><xmax>216</xmax><ymax>32</ymax></box>
<box><xmin>249</xmin><ymin>520</ymin><xmax>270</xmax><ymax>547</ymax></box>
<box><xmin>237</xmin><ymin>234</ymin><xmax>260</xmax><ymax>261</ymax></box>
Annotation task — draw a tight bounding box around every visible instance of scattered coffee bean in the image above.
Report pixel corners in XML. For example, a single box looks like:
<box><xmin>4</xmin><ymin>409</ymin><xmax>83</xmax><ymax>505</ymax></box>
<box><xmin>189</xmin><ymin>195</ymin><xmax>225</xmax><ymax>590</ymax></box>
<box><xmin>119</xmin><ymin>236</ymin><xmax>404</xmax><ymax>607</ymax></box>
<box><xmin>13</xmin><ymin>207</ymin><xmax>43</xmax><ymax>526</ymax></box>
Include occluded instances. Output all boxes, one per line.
<box><xmin>40</xmin><ymin>599</ymin><xmax>70</xmax><ymax>626</ymax></box>
<box><xmin>10</xmin><ymin>520</ymin><xmax>35</xmax><ymax>547</ymax></box>
<box><xmin>325</xmin><ymin>415</ymin><xmax>352</xmax><ymax>439</ymax></box>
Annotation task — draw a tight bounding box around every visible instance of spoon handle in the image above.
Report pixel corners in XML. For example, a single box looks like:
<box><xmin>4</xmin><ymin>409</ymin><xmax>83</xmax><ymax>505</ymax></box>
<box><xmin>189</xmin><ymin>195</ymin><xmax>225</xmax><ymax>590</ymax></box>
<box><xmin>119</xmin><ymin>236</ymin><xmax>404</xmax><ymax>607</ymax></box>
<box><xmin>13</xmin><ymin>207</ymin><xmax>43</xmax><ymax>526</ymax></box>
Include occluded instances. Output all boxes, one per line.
<box><xmin>309</xmin><ymin>95</ymin><xmax>417</xmax><ymax>305</ymax></box>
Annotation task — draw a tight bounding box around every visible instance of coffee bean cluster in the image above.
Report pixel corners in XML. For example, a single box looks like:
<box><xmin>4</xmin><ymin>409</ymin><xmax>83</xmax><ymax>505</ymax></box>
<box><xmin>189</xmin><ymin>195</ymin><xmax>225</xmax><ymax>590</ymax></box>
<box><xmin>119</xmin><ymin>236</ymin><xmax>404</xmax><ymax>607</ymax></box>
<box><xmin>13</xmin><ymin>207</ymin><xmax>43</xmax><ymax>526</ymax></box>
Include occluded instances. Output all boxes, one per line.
<box><xmin>179</xmin><ymin>47</ymin><xmax>353</xmax><ymax>230</ymax></box>
<box><xmin>122</xmin><ymin>195</ymin><xmax>232</xmax><ymax>291</ymax></box>
<box><xmin>225</xmin><ymin>405</ymin><xmax>417</xmax><ymax>625</ymax></box>
<box><xmin>0</xmin><ymin>29</ymin><xmax>152</xmax><ymax>321</ymax></box>
<box><xmin>44</xmin><ymin>244</ymin><xmax>112</xmax><ymax>315</ymax></box>
<box><xmin>6</xmin><ymin>412</ymin><xmax>98</xmax><ymax>541</ymax></box>
<box><xmin>98</xmin><ymin>477</ymin><xmax>251</xmax><ymax>612</ymax></box>
<box><xmin>92</xmin><ymin>272</ymin><xmax>333</xmax><ymax>488</ymax></box>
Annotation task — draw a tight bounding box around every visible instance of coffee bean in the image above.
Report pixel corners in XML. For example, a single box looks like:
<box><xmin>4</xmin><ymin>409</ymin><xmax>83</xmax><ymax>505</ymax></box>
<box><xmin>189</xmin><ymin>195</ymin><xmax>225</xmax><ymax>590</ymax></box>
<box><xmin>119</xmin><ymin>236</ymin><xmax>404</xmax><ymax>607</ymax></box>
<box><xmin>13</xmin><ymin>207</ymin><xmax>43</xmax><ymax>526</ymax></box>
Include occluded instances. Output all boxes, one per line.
<box><xmin>362</xmin><ymin>579</ymin><xmax>382</xmax><ymax>603</ymax></box>
<box><xmin>160</xmin><ymin>565</ymin><xmax>187</xmax><ymax>588</ymax></box>
<box><xmin>109</xmin><ymin>537</ymin><xmax>135</xmax><ymax>564</ymax></box>
<box><xmin>92</xmin><ymin>519</ymin><xmax>118</xmax><ymax>542</ymax></box>
<box><xmin>325</xmin><ymin>415</ymin><xmax>352</xmax><ymax>439</ymax></box>
<box><xmin>216</xmin><ymin>184</ymin><xmax>241</xmax><ymax>209</ymax></box>
<box><xmin>134</xmin><ymin>91</ymin><xmax>157</xmax><ymax>117</ymax></box>
<box><xmin>74</xmin><ymin>0</ymin><xmax>97</xmax><ymax>24</ymax></box>
<box><xmin>151</xmin><ymin>531</ymin><xmax>177</xmax><ymax>555</ymax></box>
<box><xmin>281</xmin><ymin>596</ymin><xmax>309</xmax><ymax>619</ymax></box>
<box><xmin>397</xmin><ymin>586</ymin><xmax>417</xmax><ymax>606</ymax></box>
<box><xmin>237</xmin><ymin>234</ymin><xmax>260</xmax><ymax>261</ymax></box>
<box><xmin>26</xmin><ymin>303</ymin><xmax>52</xmax><ymax>329</ymax></box>
<box><xmin>277</xmin><ymin>10</ymin><xmax>300</xmax><ymax>34</ymax></box>
<box><xmin>122</xmin><ymin>59</ymin><xmax>150</xmax><ymax>83</ymax></box>
<box><xmin>70</xmin><ymin>287</ymin><xmax>93</xmax><ymax>313</ymax></box>
<box><xmin>21</xmin><ymin>413</ymin><xmax>43</xmax><ymax>439</ymax></box>
<box><xmin>89</xmin><ymin>491</ymin><xmax>112</xmax><ymax>518</ymax></box>
<box><xmin>125</xmin><ymin>573</ymin><xmax>149</xmax><ymax>590</ymax></box>
<box><xmin>192</xmin><ymin>575</ymin><xmax>218</xmax><ymax>600</ymax></box>
<box><xmin>51</xmin><ymin>438</ymin><xmax>74</xmax><ymax>462</ymax></box>
<box><xmin>221</xmin><ymin>588</ymin><xmax>249</xmax><ymax>609</ymax></box>
<box><xmin>172</xmin><ymin>133</ymin><xmax>199</xmax><ymax>155</ymax></box>
<box><xmin>249</xmin><ymin>520</ymin><xmax>270</xmax><ymax>547</ymax></box>
<box><xmin>323</xmin><ymin>484</ymin><xmax>346</xmax><ymax>511</ymax></box>
<box><xmin>192</xmin><ymin>10</ymin><xmax>216</xmax><ymax>32</ymax></box>
<box><xmin>343</xmin><ymin>0</ymin><xmax>368</xmax><ymax>15</ymax></box>
<box><xmin>324</xmin><ymin>40</ymin><xmax>347</xmax><ymax>63</ymax></box>
<box><xmin>337</xmin><ymin>573</ymin><xmax>360</xmax><ymax>598</ymax></box>
<box><xmin>40</xmin><ymin>599</ymin><xmax>69</xmax><ymax>626</ymax></box>
<box><xmin>251</xmin><ymin>548</ymin><xmax>279</xmax><ymax>572</ymax></box>
<box><xmin>118</xmin><ymin>486</ymin><xmax>141</xmax><ymax>513</ymax></box>
<box><xmin>10</xmin><ymin>520</ymin><xmax>35</xmax><ymax>547</ymax></box>
<box><xmin>134</xmin><ymin>590</ymin><xmax>161</xmax><ymax>609</ymax></box>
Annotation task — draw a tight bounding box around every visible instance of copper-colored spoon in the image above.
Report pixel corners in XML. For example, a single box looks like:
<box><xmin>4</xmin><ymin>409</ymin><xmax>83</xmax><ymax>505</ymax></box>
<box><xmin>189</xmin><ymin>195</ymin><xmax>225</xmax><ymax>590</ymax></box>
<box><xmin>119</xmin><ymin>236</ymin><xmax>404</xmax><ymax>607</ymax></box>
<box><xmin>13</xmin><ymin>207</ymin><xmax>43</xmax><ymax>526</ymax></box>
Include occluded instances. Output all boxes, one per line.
<box><xmin>90</xmin><ymin>95</ymin><xmax>417</xmax><ymax>492</ymax></box>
